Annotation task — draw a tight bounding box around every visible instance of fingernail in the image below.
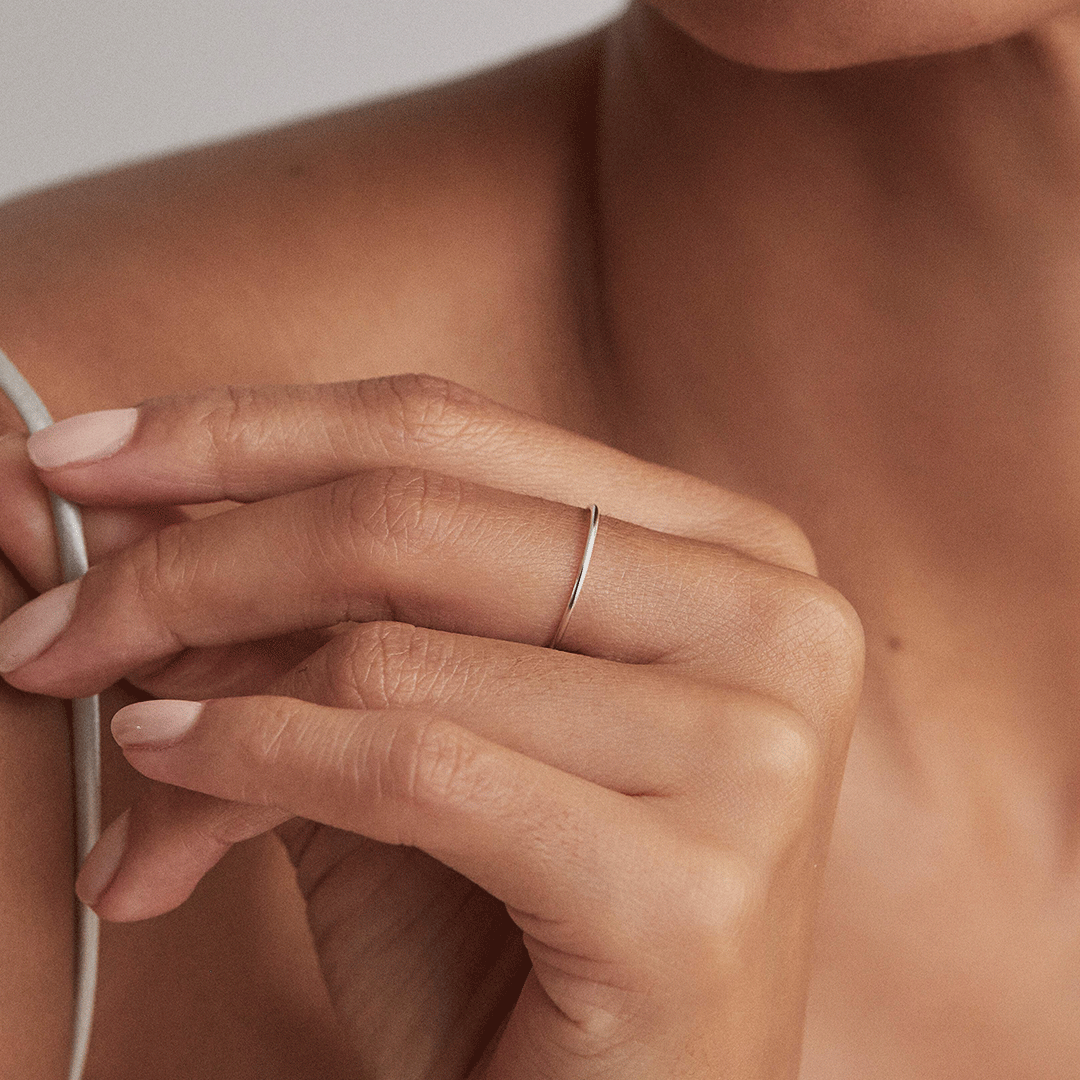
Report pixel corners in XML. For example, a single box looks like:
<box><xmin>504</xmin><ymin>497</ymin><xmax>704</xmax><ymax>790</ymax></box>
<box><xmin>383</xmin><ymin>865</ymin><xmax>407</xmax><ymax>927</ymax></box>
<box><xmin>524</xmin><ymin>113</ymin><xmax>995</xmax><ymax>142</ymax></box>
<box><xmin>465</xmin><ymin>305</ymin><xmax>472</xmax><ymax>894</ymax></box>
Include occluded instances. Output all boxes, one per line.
<box><xmin>0</xmin><ymin>580</ymin><xmax>79</xmax><ymax>674</ymax></box>
<box><xmin>27</xmin><ymin>408</ymin><xmax>138</xmax><ymax>469</ymax></box>
<box><xmin>112</xmin><ymin>699</ymin><xmax>204</xmax><ymax>747</ymax></box>
<box><xmin>77</xmin><ymin>809</ymin><xmax>130</xmax><ymax>907</ymax></box>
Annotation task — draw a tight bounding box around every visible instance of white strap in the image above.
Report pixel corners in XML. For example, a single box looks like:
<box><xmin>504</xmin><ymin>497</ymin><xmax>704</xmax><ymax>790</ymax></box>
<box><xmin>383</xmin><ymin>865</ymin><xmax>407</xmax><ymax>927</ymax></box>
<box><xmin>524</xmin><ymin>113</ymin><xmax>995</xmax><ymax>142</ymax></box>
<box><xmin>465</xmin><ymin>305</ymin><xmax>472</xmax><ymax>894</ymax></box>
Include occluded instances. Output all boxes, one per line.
<box><xmin>0</xmin><ymin>347</ymin><xmax>100</xmax><ymax>1080</ymax></box>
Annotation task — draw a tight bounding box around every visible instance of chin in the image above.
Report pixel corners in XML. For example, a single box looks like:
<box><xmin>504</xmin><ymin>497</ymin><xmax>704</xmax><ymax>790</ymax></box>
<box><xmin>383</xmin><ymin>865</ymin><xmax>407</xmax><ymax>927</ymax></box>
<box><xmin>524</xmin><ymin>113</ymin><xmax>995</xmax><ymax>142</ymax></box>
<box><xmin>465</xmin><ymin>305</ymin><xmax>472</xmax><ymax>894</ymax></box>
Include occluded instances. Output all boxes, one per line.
<box><xmin>644</xmin><ymin>0</ymin><xmax>1074</xmax><ymax>71</ymax></box>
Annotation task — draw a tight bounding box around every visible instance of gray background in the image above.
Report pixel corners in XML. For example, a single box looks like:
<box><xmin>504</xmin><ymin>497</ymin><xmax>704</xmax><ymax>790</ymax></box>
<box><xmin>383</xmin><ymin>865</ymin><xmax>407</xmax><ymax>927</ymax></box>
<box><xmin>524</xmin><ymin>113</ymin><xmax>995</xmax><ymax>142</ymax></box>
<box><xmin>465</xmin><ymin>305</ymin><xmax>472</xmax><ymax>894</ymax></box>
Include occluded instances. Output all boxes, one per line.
<box><xmin>0</xmin><ymin>0</ymin><xmax>622</xmax><ymax>202</ymax></box>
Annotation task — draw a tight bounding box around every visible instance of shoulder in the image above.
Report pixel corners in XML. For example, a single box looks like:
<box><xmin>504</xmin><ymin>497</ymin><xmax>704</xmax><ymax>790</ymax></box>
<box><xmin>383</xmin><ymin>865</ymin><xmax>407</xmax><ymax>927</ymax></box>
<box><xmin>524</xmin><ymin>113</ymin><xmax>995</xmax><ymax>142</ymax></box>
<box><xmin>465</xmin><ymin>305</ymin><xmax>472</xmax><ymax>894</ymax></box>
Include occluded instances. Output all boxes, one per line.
<box><xmin>0</xmin><ymin>35</ymin><xmax>605</xmax><ymax>424</ymax></box>
<box><xmin>0</xmin><ymin>34</ymin><xmax>608</xmax><ymax>1077</ymax></box>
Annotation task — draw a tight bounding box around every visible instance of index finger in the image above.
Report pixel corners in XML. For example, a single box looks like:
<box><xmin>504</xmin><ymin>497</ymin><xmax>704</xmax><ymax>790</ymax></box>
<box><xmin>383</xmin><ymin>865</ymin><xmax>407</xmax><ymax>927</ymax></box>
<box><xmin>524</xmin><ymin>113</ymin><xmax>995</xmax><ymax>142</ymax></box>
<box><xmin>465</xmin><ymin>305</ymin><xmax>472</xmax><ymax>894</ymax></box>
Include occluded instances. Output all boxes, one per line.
<box><xmin>25</xmin><ymin>375</ymin><xmax>815</xmax><ymax>573</ymax></box>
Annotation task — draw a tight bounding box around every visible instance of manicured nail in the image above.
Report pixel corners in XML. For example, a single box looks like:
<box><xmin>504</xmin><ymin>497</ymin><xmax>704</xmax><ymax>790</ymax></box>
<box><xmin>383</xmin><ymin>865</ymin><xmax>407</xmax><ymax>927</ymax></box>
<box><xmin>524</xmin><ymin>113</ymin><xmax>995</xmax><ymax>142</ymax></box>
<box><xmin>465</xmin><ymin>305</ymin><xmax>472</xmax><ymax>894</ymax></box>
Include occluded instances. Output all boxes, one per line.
<box><xmin>76</xmin><ymin>809</ymin><xmax>130</xmax><ymax>907</ymax></box>
<box><xmin>112</xmin><ymin>699</ymin><xmax>204</xmax><ymax>747</ymax></box>
<box><xmin>27</xmin><ymin>408</ymin><xmax>138</xmax><ymax>469</ymax></box>
<box><xmin>0</xmin><ymin>580</ymin><xmax>79</xmax><ymax>674</ymax></box>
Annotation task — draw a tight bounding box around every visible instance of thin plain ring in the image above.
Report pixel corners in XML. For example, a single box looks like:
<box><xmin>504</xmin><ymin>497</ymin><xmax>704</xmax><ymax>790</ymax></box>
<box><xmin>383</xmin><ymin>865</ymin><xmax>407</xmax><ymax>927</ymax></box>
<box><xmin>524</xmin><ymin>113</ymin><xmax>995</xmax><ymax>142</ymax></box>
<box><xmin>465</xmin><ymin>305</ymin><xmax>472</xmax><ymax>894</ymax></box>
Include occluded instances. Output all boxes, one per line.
<box><xmin>548</xmin><ymin>504</ymin><xmax>600</xmax><ymax>650</ymax></box>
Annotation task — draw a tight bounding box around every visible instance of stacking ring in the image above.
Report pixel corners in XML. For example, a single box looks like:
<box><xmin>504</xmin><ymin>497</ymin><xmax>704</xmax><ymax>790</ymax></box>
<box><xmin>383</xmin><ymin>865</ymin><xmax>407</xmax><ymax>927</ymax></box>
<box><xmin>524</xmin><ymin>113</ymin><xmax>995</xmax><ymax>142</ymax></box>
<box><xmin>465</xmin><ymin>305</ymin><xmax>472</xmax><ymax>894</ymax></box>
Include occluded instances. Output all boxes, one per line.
<box><xmin>548</xmin><ymin>504</ymin><xmax>600</xmax><ymax>650</ymax></box>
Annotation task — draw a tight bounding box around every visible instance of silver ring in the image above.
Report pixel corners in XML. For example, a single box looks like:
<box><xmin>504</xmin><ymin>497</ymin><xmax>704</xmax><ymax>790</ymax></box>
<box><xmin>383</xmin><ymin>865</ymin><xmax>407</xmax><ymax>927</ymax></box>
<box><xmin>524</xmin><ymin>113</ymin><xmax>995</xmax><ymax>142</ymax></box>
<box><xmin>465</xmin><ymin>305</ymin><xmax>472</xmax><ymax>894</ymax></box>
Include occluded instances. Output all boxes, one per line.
<box><xmin>548</xmin><ymin>504</ymin><xmax>600</xmax><ymax>650</ymax></box>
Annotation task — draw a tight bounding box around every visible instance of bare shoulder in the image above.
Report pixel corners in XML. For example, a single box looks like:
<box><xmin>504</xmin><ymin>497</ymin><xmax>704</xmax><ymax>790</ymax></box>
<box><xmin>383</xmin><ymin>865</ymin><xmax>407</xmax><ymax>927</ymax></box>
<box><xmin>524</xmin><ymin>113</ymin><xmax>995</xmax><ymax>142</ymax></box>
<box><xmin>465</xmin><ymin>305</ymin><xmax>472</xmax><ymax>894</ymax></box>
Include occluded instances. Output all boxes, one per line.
<box><xmin>0</xmin><ymin>34</ymin><xmax>608</xmax><ymax>1078</ymax></box>
<box><xmin>0</xmin><ymin>34</ymin><xmax>605</xmax><ymax>425</ymax></box>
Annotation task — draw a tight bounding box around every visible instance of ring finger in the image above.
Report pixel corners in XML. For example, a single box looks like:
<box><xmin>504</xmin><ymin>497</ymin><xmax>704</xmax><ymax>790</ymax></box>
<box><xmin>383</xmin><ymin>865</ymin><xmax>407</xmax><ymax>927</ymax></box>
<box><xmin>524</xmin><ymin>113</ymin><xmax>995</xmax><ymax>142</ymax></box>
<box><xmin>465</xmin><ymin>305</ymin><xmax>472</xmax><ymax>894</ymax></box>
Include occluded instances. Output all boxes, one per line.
<box><xmin>0</xmin><ymin>468</ymin><xmax>843</xmax><ymax>725</ymax></box>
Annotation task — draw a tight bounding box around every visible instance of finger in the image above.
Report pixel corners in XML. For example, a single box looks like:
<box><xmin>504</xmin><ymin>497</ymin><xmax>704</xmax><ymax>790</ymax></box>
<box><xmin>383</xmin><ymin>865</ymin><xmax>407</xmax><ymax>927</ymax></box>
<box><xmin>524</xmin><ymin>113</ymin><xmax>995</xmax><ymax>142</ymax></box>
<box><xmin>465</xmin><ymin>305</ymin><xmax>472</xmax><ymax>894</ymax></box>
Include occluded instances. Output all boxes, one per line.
<box><xmin>271</xmin><ymin>621</ymin><xmax>818</xmax><ymax>822</ymax></box>
<box><xmin>123</xmin><ymin>626</ymin><xmax>349</xmax><ymax>701</ymax></box>
<box><xmin>0</xmin><ymin>431</ymin><xmax>189</xmax><ymax>592</ymax></box>
<box><xmin>0</xmin><ymin>435</ymin><xmax>344</xmax><ymax>698</ymax></box>
<box><xmin>102</xmin><ymin>695</ymin><xmax>731</xmax><ymax>963</ymax></box>
<box><xmin>0</xmin><ymin>432</ymin><xmax>298</xmax><ymax>695</ymax></box>
<box><xmin>76</xmin><ymin>791</ymin><xmax>287</xmax><ymax>922</ymax></box>
<box><xmin>0</xmin><ymin>432</ymin><xmax>304</xmax><ymax>695</ymax></box>
<box><xmin>0</xmin><ymin>471</ymin><xmax>860</xmax><ymax>725</ymax></box>
<box><xmin>25</xmin><ymin>376</ymin><xmax>814</xmax><ymax>571</ymax></box>
<box><xmin>0</xmin><ymin>433</ymin><xmax>58</xmax><ymax>588</ymax></box>
<box><xmin>85</xmin><ymin>621</ymin><xmax>815</xmax><ymax>921</ymax></box>
<box><xmin>274</xmin><ymin>624</ymin><xmax>825</xmax><ymax>872</ymax></box>
<box><xmin>142</xmin><ymin>624</ymin><xmax>710</xmax><ymax>796</ymax></box>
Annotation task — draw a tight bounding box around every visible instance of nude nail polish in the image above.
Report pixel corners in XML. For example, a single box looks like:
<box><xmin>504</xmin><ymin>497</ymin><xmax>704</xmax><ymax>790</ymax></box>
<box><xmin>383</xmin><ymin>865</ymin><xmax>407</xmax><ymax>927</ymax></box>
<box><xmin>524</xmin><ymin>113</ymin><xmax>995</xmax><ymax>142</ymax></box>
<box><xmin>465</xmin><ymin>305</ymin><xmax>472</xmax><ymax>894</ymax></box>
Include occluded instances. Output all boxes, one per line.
<box><xmin>0</xmin><ymin>580</ymin><xmax>79</xmax><ymax>674</ymax></box>
<box><xmin>76</xmin><ymin>810</ymin><xmax>130</xmax><ymax>907</ymax></box>
<box><xmin>111</xmin><ymin>699</ymin><xmax>204</xmax><ymax>747</ymax></box>
<box><xmin>27</xmin><ymin>408</ymin><xmax>138</xmax><ymax>469</ymax></box>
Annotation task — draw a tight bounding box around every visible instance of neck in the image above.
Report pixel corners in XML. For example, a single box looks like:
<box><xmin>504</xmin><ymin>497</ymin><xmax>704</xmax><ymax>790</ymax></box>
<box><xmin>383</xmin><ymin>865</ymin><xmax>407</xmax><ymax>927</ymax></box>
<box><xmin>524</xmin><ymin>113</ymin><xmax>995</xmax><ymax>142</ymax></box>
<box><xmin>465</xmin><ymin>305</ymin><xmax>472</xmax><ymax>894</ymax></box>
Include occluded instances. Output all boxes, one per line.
<box><xmin>598</xmin><ymin>6</ymin><xmax>1080</xmax><ymax>837</ymax></box>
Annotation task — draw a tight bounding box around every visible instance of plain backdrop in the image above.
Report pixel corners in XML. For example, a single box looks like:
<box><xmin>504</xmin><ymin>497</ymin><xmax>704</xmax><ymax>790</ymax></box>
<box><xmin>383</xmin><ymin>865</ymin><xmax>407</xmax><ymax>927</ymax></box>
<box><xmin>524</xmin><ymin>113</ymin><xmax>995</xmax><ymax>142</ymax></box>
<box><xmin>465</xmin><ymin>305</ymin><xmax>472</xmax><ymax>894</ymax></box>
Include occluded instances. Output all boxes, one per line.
<box><xmin>0</xmin><ymin>0</ymin><xmax>622</xmax><ymax>202</ymax></box>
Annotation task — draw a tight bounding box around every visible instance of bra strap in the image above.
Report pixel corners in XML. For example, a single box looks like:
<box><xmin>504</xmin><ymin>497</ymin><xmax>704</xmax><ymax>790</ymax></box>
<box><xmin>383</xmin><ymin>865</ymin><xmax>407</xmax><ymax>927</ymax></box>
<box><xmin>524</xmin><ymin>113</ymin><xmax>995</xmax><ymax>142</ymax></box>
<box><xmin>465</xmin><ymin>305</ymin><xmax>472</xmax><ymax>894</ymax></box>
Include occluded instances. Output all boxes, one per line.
<box><xmin>0</xmin><ymin>347</ymin><xmax>100</xmax><ymax>1080</ymax></box>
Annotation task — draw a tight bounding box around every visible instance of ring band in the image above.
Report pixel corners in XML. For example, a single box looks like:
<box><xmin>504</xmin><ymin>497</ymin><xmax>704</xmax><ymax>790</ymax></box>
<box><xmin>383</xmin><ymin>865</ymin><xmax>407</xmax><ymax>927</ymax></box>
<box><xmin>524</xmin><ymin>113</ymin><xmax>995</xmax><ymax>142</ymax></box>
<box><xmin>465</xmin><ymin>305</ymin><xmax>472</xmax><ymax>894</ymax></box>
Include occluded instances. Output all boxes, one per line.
<box><xmin>548</xmin><ymin>504</ymin><xmax>600</xmax><ymax>650</ymax></box>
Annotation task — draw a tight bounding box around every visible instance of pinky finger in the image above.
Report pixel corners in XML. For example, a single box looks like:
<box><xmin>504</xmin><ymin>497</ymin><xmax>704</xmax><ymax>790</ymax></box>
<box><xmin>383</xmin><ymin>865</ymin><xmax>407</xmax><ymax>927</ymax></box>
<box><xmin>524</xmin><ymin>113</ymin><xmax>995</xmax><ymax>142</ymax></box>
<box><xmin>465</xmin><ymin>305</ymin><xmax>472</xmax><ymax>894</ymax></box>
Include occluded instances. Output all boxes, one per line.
<box><xmin>76</xmin><ymin>786</ymin><xmax>287</xmax><ymax>921</ymax></box>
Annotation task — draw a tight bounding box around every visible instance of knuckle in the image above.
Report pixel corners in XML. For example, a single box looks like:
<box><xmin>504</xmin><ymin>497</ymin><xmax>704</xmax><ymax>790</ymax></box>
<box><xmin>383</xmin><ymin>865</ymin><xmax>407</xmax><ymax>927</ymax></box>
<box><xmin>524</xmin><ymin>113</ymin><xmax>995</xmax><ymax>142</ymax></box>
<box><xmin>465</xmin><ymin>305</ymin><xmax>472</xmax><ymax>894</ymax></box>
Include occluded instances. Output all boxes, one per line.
<box><xmin>748</xmin><ymin>708</ymin><xmax>823</xmax><ymax>813</ymax></box>
<box><xmin>335</xmin><ymin>621</ymin><xmax>440</xmax><ymax>709</ymax></box>
<box><xmin>693</xmin><ymin>696</ymin><xmax>824</xmax><ymax>866</ymax></box>
<box><xmin>776</xmin><ymin>578</ymin><xmax>865</xmax><ymax>712</ymax></box>
<box><xmin>722</xmin><ymin>573</ymin><xmax>864</xmax><ymax>725</ymax></box>
<box><xmin>737</xmin><ymin>708</ymin><xmax>824</xmax><ymax>864</ymax></box>
<box><xmin>673</xmin><ymin>849</ymin><xmax>758</xmax><ymax>974</ymax></box>
<box><xmin>378</xmin><ymin>717</ymin><xmax>483</xmax><ymax>813</ymax></box>
<box><xmin>340</xmin><ymin>466</ymin><xmax>472</xmax><ymax>560</ymax></box>
<box><xmin>286</xmin><ymin>622</ymin><xmax>477</xmax><ymax>712</ymax></box>
<box><xmin>680</xmin><ymin>844</ymin><xmax>820</xmax><ymax>997</ymax></box>
<box><xmin>128</xmin><ymin>521</ymin><xmax>194</xmax><ymax>606</ymax></box>
<box><xmin>184</xmin><ymin>820</ymin><xmax>235</xmax><ymax>860</ymax></box>
<box><xmin>251</xmin><ymin>698</ymin><xmax>301</xmax><ymax>770</ymax></box>
<box><xmin>685</xmin><ymin>559</ymin><xmax>863</xmax><ymax>725</ymax></box>
<box><xmin>184</xmin><ymin>802</ymin><xmax>266</xmax><ymax>855</ymax></box>
<box><xmin>197</xmin><ymin>384</ymin><xmax>265</xmax><ymax>461</ymax></box>
<box><xmin>736</xmin><ymin>502</ymin><xmax>820</xmax><ymax>577</ymax></box>
<box><xmin>366</xmin><ymin>373</ymin><xmax>492</xmax><ymax>456</ymax></box>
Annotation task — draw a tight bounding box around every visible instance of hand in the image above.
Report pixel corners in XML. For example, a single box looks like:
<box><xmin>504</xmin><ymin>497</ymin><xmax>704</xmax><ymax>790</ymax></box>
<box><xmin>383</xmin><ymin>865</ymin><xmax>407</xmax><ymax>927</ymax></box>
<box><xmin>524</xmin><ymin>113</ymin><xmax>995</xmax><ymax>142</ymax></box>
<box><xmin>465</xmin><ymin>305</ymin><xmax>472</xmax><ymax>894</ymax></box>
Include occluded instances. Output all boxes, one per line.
<box><xmin>0</xmin><ymin>376</ymin><xmax>863</xmax><ymax>1079</ymax></box>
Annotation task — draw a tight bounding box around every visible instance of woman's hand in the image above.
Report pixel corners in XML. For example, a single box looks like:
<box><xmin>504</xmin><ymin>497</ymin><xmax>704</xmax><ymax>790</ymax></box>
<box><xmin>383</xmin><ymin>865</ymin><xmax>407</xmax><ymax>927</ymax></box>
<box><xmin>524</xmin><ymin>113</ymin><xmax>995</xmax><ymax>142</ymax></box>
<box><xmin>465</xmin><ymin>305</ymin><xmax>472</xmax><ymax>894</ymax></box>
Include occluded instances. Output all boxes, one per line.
<box><xmin>0</xmin><ymin>376</ymin><xmax>863</xmax><ymax>1079</ymax></box>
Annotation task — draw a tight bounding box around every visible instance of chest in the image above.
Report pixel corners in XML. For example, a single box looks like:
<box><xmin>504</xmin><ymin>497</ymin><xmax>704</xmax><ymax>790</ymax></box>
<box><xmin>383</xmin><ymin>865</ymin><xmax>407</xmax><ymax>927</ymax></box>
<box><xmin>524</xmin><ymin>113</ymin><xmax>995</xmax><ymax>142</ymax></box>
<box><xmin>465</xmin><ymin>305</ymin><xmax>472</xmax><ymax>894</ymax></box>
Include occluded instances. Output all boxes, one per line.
<box><xmin>797</xmin><ymin>689</ymin><xmax>1080</xmax><ymax>1080</ymax></box>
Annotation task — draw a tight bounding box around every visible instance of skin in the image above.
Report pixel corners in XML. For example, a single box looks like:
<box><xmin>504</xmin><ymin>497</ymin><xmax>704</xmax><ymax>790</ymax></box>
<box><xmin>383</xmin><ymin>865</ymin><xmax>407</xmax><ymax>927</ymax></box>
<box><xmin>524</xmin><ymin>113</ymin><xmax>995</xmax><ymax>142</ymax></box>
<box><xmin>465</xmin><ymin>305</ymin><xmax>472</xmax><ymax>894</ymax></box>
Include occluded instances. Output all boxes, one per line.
<box><xmin>0</xmin><ymin>0</ymin><xmax>1079</xmax><ymax>1074</ymax></box>
<box><xmin>651</xmin><ymin>0</ymin><xmax>1080</xmax><ymax>67</ymax></box>
<box><xmin>0</xmin><ymin>381</ymin><xmax>860</xmax><ymax>1079</ymax></box>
